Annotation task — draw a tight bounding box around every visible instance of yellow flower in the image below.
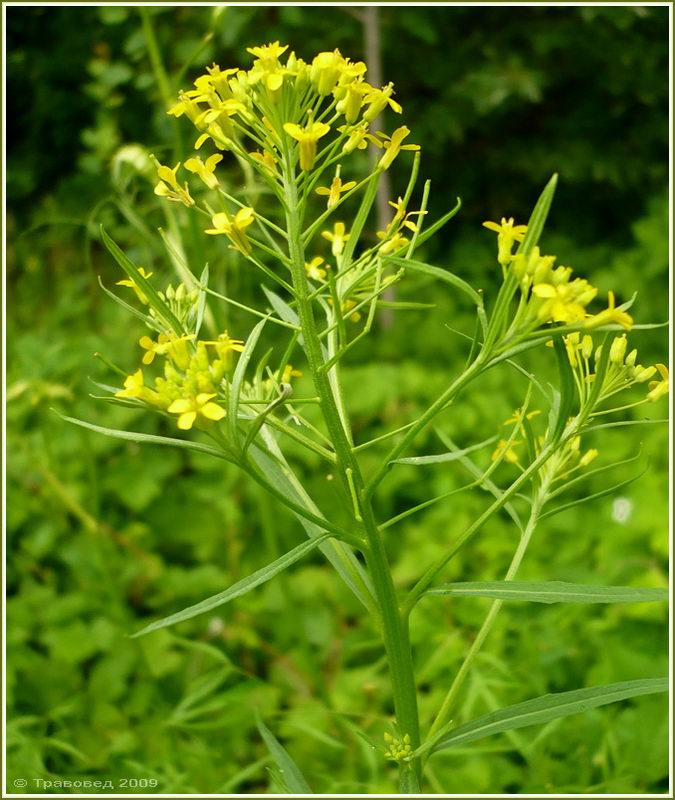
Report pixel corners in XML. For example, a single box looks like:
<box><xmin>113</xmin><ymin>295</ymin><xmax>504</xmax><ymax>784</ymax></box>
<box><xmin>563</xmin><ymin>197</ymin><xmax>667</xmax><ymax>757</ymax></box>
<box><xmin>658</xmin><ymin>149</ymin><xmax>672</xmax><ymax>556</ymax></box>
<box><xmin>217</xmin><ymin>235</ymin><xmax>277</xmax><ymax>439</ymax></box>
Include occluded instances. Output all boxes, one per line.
<box><xmin>281</xmin><ymin>364</ymin><xmax>302</xmax><ymax>383</ymax></box>
<box><xmin>584</xmin><ymin>291</ymin><xmax>634</xmax><ymax>331</ymax></box>
<box><xmin>492</xmin><ymin>438</ymin><xmax>521</xmax><ymax>465</ymax></box>
<box><xmin>377</xmin><ymin>126</ymin><xmax>420</xmax><ymax>170</ymax></box>
<box><xmin>184</xmin><ymin>153</ymin><xmax>223</xmax><ymax>189</ymax></box>
<box><xmin>338</xmin><ymin>124</ymin><xmax>380</xmax><ymax>154</ymax></box>
<box><xmin>342</xmin><ymin>299</ymin><xmax>361</xmax><ymax>323</ymax></box>
<box><xmin>482</xmin><ymin>217</ymin><xmax>528</xmax><ymax>266</ymax></box>
<box><xmin>153</xmin><ymin>162</ymin><xmax>195</xmax><ymax>207</ymax></box>
<box><xmin>202</xmin><ymin>331</ymin><xmax>246</xmax><ymax>360</ymax></box>
<box><xmin>316</xmin><ymin>176</ymin><xmax>357</xmax><ymax>208</ymax></box>
<box><xmin>139</xmin><ymin>333</ymin><xmax>171</xmax><ymax>365</ymax></box>
<box><xmin>249</xmin><ymin>150</ymin><xmax>277</xmax><ymax>175</ymax></box>
<box><xmin>115</xmin><ymin>369</ymin><xmax>161</xmax><ymax>404</ymax></box>
<box><xmin>335</xmin><ymin>80</ymin><xmax>370</xmax><ymax>123</ymax></box>
<box><xmin>247</xmin><ymin>41</ymin><xmax>289</xmax><ymax>62</ymax></box>
<box><xmin>283</xmin><ymin>120</ymin><xmax>331</xmax><ymax>171</ymax></box>
<box><xmin>116</xmin><ymin>267</ymin><xmax>153</xmax><ymax>305</ymax></box>
<box><xmin>376</xmin><ymin>230</ymin><xmax>409</xmax><ymax>255</ymax></box>
<box><xmin>246</xmin><ymin>41</ymin><xmax>288</xmax><ymax>91</ymax></box>
<box><xmin>321</xmin><ymin>222</ymin><xmax>350</xmax><ymax>256</ymax></box>
<box><xmin>205</xmin><ymin>208</ymin><xmax>255</xmax><ymax>254</ymax></box>
<box><xmin>363</xmin><ymin>82</ymin><xmax>402</xmax><ymax>121</ymax></box>
<box><xmin>646</xmin><ymin>364</ymin><xmax>669</xmax><ymax>402</ymax></box>
<box><xmin>305</xmin><ymin>256</ymin><xmax>327</xmax><ymax>281</ymax></box>
<box><xmin>310</xmin><ymin>49</ymin><xmax>346</xmax><ymax>95</ymax></box>
<box><xmin>167</xmin><ymin>92</ymin><xmax>201</xmax><ymax>123</ymax></box>
<box><xmin>167</xmin><ymin>393</ymin><xmax>226</xmax><ymax>430</ymax></box>
<box><xmin>504</xmin><ymin>409</ymin><xmax>541</xmax><ymax>426</ymax></box>
<box><xmin>532</xmin><ymin>279</ymin><xmax>597</xmax><ymax>324</ymax></box>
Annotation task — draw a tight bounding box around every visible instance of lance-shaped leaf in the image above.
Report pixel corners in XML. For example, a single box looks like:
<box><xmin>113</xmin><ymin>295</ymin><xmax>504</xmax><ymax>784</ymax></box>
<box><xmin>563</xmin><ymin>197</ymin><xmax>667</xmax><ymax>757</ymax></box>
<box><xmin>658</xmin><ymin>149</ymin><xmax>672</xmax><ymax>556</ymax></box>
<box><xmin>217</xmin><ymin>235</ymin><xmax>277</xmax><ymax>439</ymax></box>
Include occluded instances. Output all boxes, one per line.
<box><xmin>100</xmin><ymin>225</ymin><xmax>185</xmax><ymax>334</ymax></box>
<box><xmin>421</xmin><ymin>677</ymin><xmax>668</xmax><ymax>756</ymax></box>
<box><xmin>393</xmin><ymin>434</ymin><xmax>497</xmax><ymax>467</ymax></box>
<box><xmin>257</xmin><ymin>718</ymin><xmax>313</xmax><ymax>794</ymax></box>
<box><xmin>427</xmin><ymin>581</ymin><xmax>668</xmax><ymax>604</ymax></box>
<box><xmin>229</xmin><ymin>317</ymin><xmax>267</xmax><ymax>442</ymax></box>
<box><xmin>59</xmin><ymin>414</ymin><xmax>230</xmax><ymax>461</ymax></box>
<box><xmin>133</xmin><ymin>533</ymin><xmax>332</xmax><ymax>637</ymax></box>
<box><xmin>517</xmin><ymin>173</ymin><xmax>558</xmax><ymax>257</ymax></box>
<box><xmin>385</xmin><ymin>255</ymin><xmax>482</xmax><ymax>308</ymax></box>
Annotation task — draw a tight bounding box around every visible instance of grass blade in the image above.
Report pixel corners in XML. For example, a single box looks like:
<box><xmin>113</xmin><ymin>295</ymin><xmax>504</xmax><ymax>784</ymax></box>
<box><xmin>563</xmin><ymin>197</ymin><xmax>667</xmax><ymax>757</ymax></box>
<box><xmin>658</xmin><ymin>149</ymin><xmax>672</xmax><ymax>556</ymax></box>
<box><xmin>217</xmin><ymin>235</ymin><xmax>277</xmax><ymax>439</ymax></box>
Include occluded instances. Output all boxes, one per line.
<box><xmin>133</xmin><ymin>533</ymin><xmax>331</xmax><ymax>637</ymax></box>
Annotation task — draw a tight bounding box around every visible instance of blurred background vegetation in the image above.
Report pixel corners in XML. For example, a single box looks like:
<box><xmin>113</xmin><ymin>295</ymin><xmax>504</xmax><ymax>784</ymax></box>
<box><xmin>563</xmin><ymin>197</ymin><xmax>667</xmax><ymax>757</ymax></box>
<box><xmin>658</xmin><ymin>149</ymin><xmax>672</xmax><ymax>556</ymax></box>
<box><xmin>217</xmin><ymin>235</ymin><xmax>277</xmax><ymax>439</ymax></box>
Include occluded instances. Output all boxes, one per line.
<box><xmin>6</xmin><ymin>5</ymin><xmax>669</xmax><ymax>794</ymax></box>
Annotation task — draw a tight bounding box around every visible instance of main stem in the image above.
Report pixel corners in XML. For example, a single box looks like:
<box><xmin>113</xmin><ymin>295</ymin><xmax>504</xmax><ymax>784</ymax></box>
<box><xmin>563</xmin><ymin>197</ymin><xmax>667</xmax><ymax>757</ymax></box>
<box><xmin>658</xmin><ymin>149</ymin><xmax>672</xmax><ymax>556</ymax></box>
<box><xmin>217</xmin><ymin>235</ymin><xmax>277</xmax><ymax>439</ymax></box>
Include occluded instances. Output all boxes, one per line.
<box><xmin>282</xmin><ymin>168</ymin><xmax>422</xmax><ymax>785</ymax></box>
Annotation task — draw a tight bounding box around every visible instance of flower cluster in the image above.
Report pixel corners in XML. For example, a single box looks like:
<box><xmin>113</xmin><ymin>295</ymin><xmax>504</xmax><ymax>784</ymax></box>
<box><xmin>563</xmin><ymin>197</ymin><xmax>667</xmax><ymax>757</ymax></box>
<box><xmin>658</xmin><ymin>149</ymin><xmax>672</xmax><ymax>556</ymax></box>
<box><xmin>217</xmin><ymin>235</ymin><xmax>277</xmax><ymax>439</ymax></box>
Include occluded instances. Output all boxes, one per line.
<box><xmin>115</xmin><ymin>325</ymin><xmax>244</xmax><ymax>431</ymax></box>
<box><xmin>483</xmin><ymin>219</ymin><xmax>634</xmax><ymax>334</ymax></box>
<box><xmin>562</xmin><ymin>331</ymin><xmax>668</xmax><ymax>406</ymax></box>
<box><xmin>155</xmin><ymin>42</ymin><xmax>419</xmax><ymax>210</ymax></box>
<box><xmin>383</xmin><ymin>732</ymin><xmax>413</xmax><ymax>763</ymax></box>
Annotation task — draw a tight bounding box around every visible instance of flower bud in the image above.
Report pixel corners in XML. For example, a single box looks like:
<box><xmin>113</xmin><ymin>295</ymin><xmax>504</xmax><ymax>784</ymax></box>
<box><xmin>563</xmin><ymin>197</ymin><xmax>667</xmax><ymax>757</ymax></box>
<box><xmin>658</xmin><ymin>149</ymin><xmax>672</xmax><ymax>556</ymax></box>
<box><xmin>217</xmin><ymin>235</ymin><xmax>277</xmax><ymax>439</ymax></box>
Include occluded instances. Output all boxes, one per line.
<box><xmin>625</xmin><ymin>348</ymin><xmax>638</xmax><ymax>367</ymax></box>
<box><xmin>610</xmin><ymin>335</ymin><xmax>627</xmax><ymax>365</ymax></box>
<box><xmin>580</xmin><ymin>449</ymin><xmax>599</xmax><ymax>467</ymax></box>
<box><xmin>634</xmin><ymin>365</ymin><xmax>657</xmax><ymax>383</ymax></box>
<box><xmin>581</xmin><ymin>335</ymin><xmax>593</xmax><ymax>360</ymax></box>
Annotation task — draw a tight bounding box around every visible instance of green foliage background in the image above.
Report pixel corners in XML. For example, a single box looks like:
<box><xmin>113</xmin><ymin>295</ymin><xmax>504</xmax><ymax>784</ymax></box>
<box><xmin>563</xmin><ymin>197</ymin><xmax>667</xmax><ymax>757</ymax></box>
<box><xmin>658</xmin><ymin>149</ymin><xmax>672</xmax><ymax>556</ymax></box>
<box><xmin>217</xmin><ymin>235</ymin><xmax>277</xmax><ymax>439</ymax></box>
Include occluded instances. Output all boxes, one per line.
<box><xmin>6</xmin><ymin>5</ymin><xmax>669</xmax><ymax>794</ymax></box>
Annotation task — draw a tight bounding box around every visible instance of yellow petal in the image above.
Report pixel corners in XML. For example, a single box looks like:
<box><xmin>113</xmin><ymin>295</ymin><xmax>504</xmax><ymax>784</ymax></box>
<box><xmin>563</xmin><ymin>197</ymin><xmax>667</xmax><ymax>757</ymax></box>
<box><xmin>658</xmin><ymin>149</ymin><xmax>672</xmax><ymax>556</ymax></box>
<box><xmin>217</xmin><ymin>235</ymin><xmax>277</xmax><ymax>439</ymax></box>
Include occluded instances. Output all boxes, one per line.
<box><xmin>178</xmin><ymin>411</ymin><xmax>197</xmax><ymax>430</ymax></box>
<box><xmin>201</xmin><ymin>402</ymin><xmax>226</xmax><ymax>421</ymax></box>
<box><xmin>168</xmin><ymin>398</ymin><xmax>192</xmax><ymax>414</ymax></box>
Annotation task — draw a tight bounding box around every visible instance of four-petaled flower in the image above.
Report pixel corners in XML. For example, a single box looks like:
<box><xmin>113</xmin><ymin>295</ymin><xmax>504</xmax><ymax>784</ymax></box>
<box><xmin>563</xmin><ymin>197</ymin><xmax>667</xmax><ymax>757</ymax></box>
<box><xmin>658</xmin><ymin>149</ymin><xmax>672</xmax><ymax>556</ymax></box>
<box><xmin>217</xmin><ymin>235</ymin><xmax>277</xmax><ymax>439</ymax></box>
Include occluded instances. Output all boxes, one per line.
<box><xmin>316</xmin><ymin>176</ymin><xmax>357</xmax><ymax>208</ymax></box>
<box><xmin>647</xmin><ymin>363</ymin><xmax>669</xmax><ymax>402</ymax></box>
<box><xmin>205</xmin><ymin>208</ymin><xmax>255</xmax><ymax>254</ymax></box>
<box><xmin>305</xmin><ymin>256</ymin><xmax>327</xmax><ymax>281</ymax></box>
<box><xmin>184</xmin><ymin>153</ymin><xmax>223</xmax><ymax>189</ymax></box>
<box><xmin>116</xmin><ymin>267</ymin><xmax>153</xmax><ymax>305</ymax></box>
<box><xmin>283</xmin><ymin>120</ymin><xmax>331</xmax><ymax>171</ymax></box>
<box><xmin>363</xmin><ymin>82</ymin><xmax>402</xmax><ymax>122</ymax></box>
<box><xmin>115</xmin><ymin>369</ymin><xmax>160</xmax><ymax>405</ymax></box>
<box><xmin>483</xmin><ymin>217</ymin><xmax>528</xmax><ymax>266</ymax></box>
<box><xmin>377</xmin><ymin>127</ymin><xmax>420</xmax><ymax>170</ymax></box>
<box><xmin>321</xmin><ymin>222</ymin><xmax>350</xmax><ymax>256</ymax></box>
<box><xmin>167</xmin><ymin>393</ymin><xmax>226</xmax><ymax>430</ymax></box>
<box><xmin>584</xmin><ymin>291</ymin><xmax>634</xmax><ymax>331</ymax></box>
<box><xmin>154</xmin><ymin>162</ymin><xmax>195</xmax><ymax>207</ymax></box>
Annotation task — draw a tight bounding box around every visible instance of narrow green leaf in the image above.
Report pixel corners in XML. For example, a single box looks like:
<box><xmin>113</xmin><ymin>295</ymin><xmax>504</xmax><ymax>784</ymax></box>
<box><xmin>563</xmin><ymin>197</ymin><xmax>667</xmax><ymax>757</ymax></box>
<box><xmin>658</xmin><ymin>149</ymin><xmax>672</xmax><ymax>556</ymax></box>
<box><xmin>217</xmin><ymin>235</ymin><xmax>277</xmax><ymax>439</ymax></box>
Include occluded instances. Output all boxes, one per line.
<box><xmin>100</xmin><ymin>225</ymin><xmax>185</xmax><ymax>334</ymax></box>
<box><xmin>133</xmin><ymin>533</ymin><xmax>331</xmax><ymax>637</ymax></box>
<box><xmin>58</xmin><ymin>414</ymin><xmax>229</xmax><ymax>461</ymax></box>
<box><xmin>551</xmin><ymin>336</ymin><xmax>575</xmax><ymax>442</ymax></box>
<box><xmin>424</xmin><ymin>677</ymin><xmax>667</xmax><ymax>756</ymax></box>
<box><xmin>229</xmin><ymin>317</ymin><xmax>267</xmax><ymax>442</ymax></box>
<box><xmin>517</xmin><ymin>173</ymin><xmax>558</xmax><ymax>257</ymax></box>
<box><xmin>195</xmin><ymin>263</ymin><xmax>209</xmax><ymax>336</ymax></box>
<box><xmin>413</xmin><ymin>196</ymin><xmax>462</xmax><ymax>248</ymax></box>
<box><xmin>262</xmin><ymin>285</ymin><xmax>300</xmax><ymax>328</ymax></box>
<box><xmin>257</xmin><ymin>719</ymin><xmax>313</xmax><ymax>794</ymax></box>
<box><xmin>539</xmin><ymin>465</ymin><xmax>648</xmax><ymax>521</ymax></box>
<box><xmin>97</xmin><ymin>275</ymin><xmax>153</xmax><ymax>326</ymax></box>
<box><xmin>252</xmin><ymin>430</ymin><xmax>376</xmax><ymax>614</ymax></box>
<box><xmin>393</xmin><ymin>435</ymin><xmax>497</xmax><ymax>466</ymax></box>
<box><xmin>427</xmin><ymin>580</ymin><xmax>668</xmax><ymax>604</ymax></box>
<box><xmin>385</xmin><ymin>255</ymin><xmax>482</xmax><ymax>308</ymax></box>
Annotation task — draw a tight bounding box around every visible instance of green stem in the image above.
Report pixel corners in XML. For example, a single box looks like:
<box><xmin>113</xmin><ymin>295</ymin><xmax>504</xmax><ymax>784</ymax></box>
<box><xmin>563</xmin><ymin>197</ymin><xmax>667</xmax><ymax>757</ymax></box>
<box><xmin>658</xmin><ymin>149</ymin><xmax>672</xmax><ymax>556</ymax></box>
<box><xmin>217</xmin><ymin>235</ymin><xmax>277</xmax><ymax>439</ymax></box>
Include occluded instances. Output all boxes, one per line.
<box><xmin>364</xmin><ymin>357</ymin><xmax>486</xmax><ymax>499</ymax></box>
<box><xmin>282</xmin><ymin>161</ymin><xmax>422</xmax><ymax>786</ymax></box>
<box><xmin>425</xmin><ymin>494</ymin><xmax>545</xmax><ymax>746</ymax></box>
